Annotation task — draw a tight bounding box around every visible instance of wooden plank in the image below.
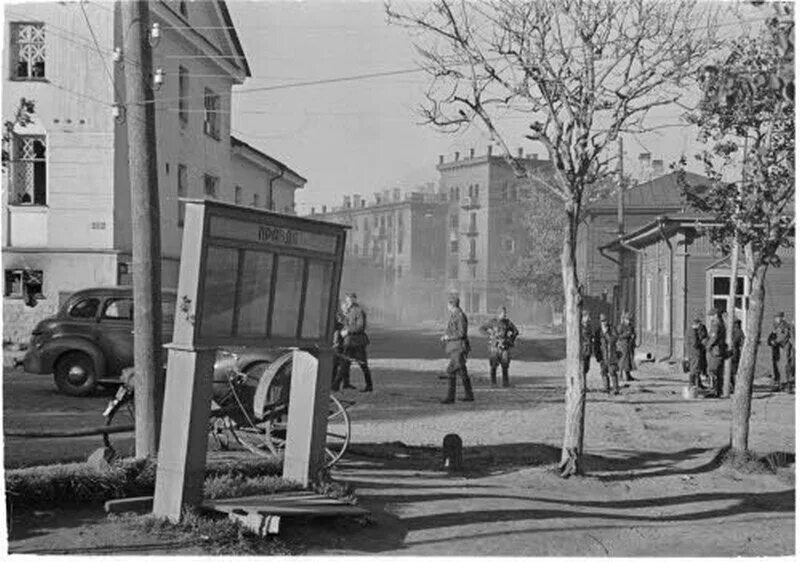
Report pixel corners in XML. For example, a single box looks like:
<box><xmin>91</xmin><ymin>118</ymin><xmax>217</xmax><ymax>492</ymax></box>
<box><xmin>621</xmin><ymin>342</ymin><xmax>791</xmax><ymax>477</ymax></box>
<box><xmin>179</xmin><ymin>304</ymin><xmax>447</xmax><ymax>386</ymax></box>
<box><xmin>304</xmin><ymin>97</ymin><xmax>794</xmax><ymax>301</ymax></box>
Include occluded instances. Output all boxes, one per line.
<box><xmin>203</xmin><ymin>492</ymin><xmax>368</xmax><ymax>518</ymax></box>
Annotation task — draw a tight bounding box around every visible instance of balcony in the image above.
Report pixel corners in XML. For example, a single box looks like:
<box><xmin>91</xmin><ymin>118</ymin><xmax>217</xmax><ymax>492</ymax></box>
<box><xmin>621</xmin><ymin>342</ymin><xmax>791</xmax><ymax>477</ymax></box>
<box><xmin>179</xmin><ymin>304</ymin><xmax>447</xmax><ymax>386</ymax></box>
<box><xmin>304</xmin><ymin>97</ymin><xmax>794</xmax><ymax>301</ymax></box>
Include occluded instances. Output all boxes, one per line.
<box><xmin>461</xmin><ymin>196</ymin><xmax>480</xmax><ymax>210</ymax></box>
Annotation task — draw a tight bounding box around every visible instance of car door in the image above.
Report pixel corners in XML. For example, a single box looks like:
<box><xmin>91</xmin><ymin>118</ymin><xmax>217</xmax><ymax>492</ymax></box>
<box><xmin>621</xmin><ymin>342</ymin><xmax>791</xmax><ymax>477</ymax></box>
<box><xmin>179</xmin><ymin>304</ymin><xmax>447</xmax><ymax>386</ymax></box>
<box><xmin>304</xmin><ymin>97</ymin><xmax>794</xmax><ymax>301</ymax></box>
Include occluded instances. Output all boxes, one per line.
<box><xmin>97</xmin><ymin>296</ymin><xmax>135</xmax><ymax>376</ymax></box>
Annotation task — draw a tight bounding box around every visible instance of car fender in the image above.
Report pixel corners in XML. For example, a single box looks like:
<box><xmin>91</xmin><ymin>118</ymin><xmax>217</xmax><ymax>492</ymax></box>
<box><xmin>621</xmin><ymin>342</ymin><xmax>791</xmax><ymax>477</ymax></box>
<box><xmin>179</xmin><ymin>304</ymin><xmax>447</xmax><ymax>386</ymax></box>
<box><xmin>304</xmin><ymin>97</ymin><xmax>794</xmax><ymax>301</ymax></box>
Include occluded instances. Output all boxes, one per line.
<box><xmin>42</xmin><ymin>337</ymin><xmax>107</xmax><ymax>378</ymax></box>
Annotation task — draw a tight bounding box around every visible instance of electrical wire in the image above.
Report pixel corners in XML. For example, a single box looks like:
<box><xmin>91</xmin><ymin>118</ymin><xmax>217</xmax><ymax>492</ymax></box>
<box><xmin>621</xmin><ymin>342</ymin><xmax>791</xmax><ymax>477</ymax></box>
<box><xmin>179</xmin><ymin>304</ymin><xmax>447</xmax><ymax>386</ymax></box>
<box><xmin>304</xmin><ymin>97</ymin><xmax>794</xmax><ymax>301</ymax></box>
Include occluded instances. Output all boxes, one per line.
<box><xmin>80</xmin><ymin>1</ymin><xmax>122</xmax><ymax>102</ymax></box>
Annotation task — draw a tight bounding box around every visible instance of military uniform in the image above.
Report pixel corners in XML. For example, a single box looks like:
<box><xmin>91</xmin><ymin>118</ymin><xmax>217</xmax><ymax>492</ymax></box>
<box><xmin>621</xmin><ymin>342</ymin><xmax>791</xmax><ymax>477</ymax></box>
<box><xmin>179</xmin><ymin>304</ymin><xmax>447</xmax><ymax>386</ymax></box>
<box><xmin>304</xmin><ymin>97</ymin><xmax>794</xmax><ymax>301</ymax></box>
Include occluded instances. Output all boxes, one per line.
<box><xmin>768</xmin><ymin>314</ymin><xmax>794</xmax><ymax>391</ymax></box>
<box><xmin>339</xmin><ymin>302</ymin><xmax>373</xmax><ymax>392</ymax></box>
<box><xmin>704</xmin><ymin>311</ymin><xmax>726</xmax><ymax>397</ymax></box>
<box><xmin>331</xmin><ymin>316</ymin><xmax>346</xmax><ymax>391</ymax></box>
<box><xmin>580</xmin><ymin>317</ymin><xmax>595</xmax><ymax>376</ymax></box>
<box><xmin>479</xmin><ymin>316</ymin><xmax>519</xmax><ymax>387</ymax></box>
<box><xmin>616</xmin><ymin>319</ymin><xmax>637</xmax><ymax>381</ymax></box>
<box><xmin>685</xmin><ymin>319</ymin><xmax>707</xmax><ymax>388</ymax></box>
<box><xmin>442</xmin><ymin>303</ymin><xmax>473</xmax><ymax>403</ymax></box>
<box><xmin>730</xmin><ymin>320</ymin><xmax>745</xmax><ymax>391</ymax></box>
<box><xmin>594</xmin><ymin>321</ymin><xmax>620</xmax><ymax>394</ymax></box>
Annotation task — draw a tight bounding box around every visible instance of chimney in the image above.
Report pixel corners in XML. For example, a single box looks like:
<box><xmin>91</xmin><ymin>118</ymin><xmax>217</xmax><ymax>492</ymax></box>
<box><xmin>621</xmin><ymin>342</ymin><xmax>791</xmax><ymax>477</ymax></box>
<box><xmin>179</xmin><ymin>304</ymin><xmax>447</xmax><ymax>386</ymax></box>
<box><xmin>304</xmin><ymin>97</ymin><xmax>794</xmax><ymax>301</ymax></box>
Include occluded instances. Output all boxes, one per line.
<box><xmin>343</xmin><ymin>195</ymin><xmax>351</xmax><ymax>209</ymax></box>
<box><xmin>352</xmin><ymin>194</ymin><xmax>361</xmax><ymax>208</ymax></box>
<box><xmin>652</xmin><ymin>159</ymin><xmax>664</xmax><ymax>178</ymax></box>
<box><xmin>454</xmin><ymin>151</ymin><xmax>460</xmax><ymax>161</ymax></box>
<box><xmin>374</xmin><ymin>192</ymin><xmax>382</xmax><ymax>205</ymax></box>
<box><xmin>321</xmin><ymin>205</ymin><xmax>327</xmax><ymax>214</ymax></box>
<box><xmin>310</xmin><ymin>207</ymin><xmax>316</xmax><ymax>215</ymax></box>
<box><xmin>517</xmin><ymin>147</ymin><xmax>524</xmax><ymax>158</ymax></box>
<box><xmin>487</xmin><ymin>145</ymin><xmax>493</xmax><ymax>156</ymax></box>
<box><xmin>638</xmin><ymin>152</ymin><xmax>652</xmax><ymax>182</ymax></box>
<box><xmin>393</xmin><ymin>188</ymin><xmax>402</xmax><ymax>202</ymax></box>
<box><xmin>439</xmin><ymin>154</ymin><xmax>444</xmax><ymax>165</ymax></box>
<box><xmin>360</xmin><ymin>199</ymin><xmax>366</xmax><ymax>208</ymax></box>
<box><xmin>469</xmin><ymin>148</ymin><xmax>475</xmax><ymax>159</ymax></box>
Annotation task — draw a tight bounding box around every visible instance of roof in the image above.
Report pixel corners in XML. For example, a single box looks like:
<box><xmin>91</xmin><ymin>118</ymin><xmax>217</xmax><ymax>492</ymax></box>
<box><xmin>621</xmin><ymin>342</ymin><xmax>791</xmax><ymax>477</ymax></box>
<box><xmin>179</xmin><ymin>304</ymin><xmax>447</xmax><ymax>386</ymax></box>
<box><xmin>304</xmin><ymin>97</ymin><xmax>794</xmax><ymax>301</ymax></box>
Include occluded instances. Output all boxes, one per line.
<box><xmin>601</xmin><ymin>213</ymin><xmax>721</xmax><ymax>252</ymax></box>
<box><xmin>230</xmin><ymin>136</ymin><xmax>307</xmax><ymax>185</ymax></box>
<box><xmin>218</xmin><ymin>1</ymin><xmax>251</xmax><ymax>77</ymax></box>
<box><xmin>66</xmin><ymin>286</ymin><xmax>178</xmax><ymax>298</ymax></box>
<box><xmin>591</xmin><ymin>171</ymin><xmax>709</xmax><ymax>211</ymax></box>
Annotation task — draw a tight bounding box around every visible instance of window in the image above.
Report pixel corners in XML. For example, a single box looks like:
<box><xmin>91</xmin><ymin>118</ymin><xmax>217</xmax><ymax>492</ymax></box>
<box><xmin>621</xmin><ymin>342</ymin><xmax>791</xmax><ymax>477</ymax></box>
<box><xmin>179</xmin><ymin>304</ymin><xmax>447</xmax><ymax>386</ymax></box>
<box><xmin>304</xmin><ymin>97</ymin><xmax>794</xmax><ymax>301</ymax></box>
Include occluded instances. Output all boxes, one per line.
<box><xmin>469</xmin><ymin>212</ymin><xmax>477</xmax><ymax>232</ymax></box>
<box><xmin>501</xmin><ymin>237</ymin><xmax>515</xmax><ymax>253</ymax></box>
<box><xmin>4</xmin><ymin>269</ymin><xmax>42</xmax><ymax>298</ymax></box>
<box><xmin>469</xmin><ymin>238</ymin><xmax>477</xmax><ymax>258</ymax></box>
<box><xmin>162</xmin><ymin>296</ymin><xmax>177</xmax><ymax>324</ymax></box>
<box><xmin>449</xmin><ymin>214</ymin><xmax>459</xmax><ymax>228</ymax></box>
<box><xmin>397</xmin><ymin>265</ymin><xmax>403</xmax><ymax>279</ymax></box>
<box><xmin>363</xmin><ymin>217</ymin><xmax>369</xmax><ymax>231</ymax></box>
<box><xmin>474</xmin><ymin>185</ymin><xmax>479</xmax><ymax>200</ymax></box>
<box><xmin>354</xmin><ymin>243</ymin><xmax>359</xmax><ymax>256</ymax></box>
<box><xmin>424</xmin><ymin>266</ymin><xmax>433</xmax><ymax>279</ymax></box>
<box><xmin>102</xmin><ymin>298</ymin><xmax>134</xmax><ymax>320</ymax></box>
<box><xmin>711</xmin><ymin>274</ymin><xmax>749</xmax><ymax>321</ymax></box>
<box><xmin>397</xmin><ymin>231</ymin><xmax>404</xmax><ymax>254</ymax></box>
<box><xmin>203</xmin><ymin>174</ymin><xmax>218</xmax><ymax>198</ymax></box>
<box><xmin>68</xmin><ymin>297</ymin><xmax>100</xmax><ymax>319</ymax></box>
<box><xmin>11</xmin><ymin>23</ymin><xmax>45</xmax><ymax>80</ymax></box>
<box><xmin>645</xmin><ymin>277</ymin><xmax>653</xmax><ymax>331</ymax></box>
<box><xmin>203</xmin><ymin>88</ymin><xmax>220</xmax><ymax>139</ymax></box>
<box><xmin>177</xmin><ymin>164</ymin><xmax>188</xmax><ymax>227</ymax></box>
<box><xmin>178</xmin><ymin>66</ymin><xmax>189</xmax><ymax>126</ymax></box>
<box><xmin>450</xmin><ymin>240</ymin><xmax>459</xmax><ymax>253</ymax></box>
<box><xmin>449</xmin><ymin>265</ymin><xmax>458</xmax><ymax>279</ymax></box>
<box><xmin>10</xmin><ymin>135</ymin><xmax>46</xmax><ymax>205</ymax></box>
<box><xmin>455</xmin><ymin>187</ymin><xmax>460</xmax><ymax>200</ymax></box>
<box><xmin>234</xmin><ymin>185</ymin><xmax>242</xmax><ymax>205</ymax></box>
<box><xmin>253</xmin><ymin>193</ymin><xmax>260</xmax><ymax>207</ymax></box>
<box><xmin>470</xmin><ymin>265</ymin><xmax>477</xmax><ymax>279</ymax></box>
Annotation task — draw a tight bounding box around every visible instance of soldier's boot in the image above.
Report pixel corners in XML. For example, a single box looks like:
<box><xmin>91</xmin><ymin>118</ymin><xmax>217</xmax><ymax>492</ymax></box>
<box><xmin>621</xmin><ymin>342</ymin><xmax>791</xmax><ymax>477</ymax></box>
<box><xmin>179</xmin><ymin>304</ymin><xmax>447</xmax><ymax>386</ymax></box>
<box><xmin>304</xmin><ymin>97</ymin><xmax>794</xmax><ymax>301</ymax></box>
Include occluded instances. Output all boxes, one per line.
<box><xmin>360</xmin><ymin>362</ymin><xmax>374</xmax><ymax>392</ymax></box>
<box><xmin>441</xmin><ymin>376</ymin><xmax>456</xmax><ymax>404</ymax></box>
<box><xmin>460</xmin><ymin>371</ymin><xmax>475</xmax><ymax>402</ymax></box>
<box><xmin>501</xmin><ymin>366</ymin><xmax>510</xmax><ymax>388</ymax></box>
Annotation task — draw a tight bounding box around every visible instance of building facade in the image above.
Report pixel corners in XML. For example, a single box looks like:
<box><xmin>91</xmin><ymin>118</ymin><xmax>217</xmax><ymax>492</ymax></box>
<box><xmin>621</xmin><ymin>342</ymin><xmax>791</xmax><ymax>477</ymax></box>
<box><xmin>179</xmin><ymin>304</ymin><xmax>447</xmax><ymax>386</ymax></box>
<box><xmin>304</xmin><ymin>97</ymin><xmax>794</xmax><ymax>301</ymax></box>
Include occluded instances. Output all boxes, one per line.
<box><xmin>436</xmin><ymin>147</ymin><xmax>553</xmax><ymax>324</ymax></box>
<box><xmin>312</xmin><ymin>187</ymin><xmax>447</xmax><ymax>324</ymax></box>
<box><xmin>603</xmin><ymin>216</ymin><xmax>795</xmax><ymax>363</ymax></box>
<box><xmin>2</xmin><ymin>1</ymin><xmax>304</xmax><ymax>342</ymax></box>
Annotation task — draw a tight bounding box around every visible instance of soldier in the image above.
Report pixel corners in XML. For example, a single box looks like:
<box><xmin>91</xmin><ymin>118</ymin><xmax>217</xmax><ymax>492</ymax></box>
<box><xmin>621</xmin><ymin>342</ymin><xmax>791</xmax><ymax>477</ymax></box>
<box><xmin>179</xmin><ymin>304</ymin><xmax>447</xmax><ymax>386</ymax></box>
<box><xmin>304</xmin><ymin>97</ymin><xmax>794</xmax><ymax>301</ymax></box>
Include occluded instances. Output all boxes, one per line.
<box><xmin>440</xmin><ymin>294</ymin><xmax>474</xmax><ymax>404</ymax></box>
<box><xmin>479</xmin><ymin>306</ymin><xmax>520</xmax><ymax>387</ymax></box>
<box><xmin>338</xmin><ymin>293</ymin><xmax>373</xmax><ymax>392</ymax></box>
<box><xmin>617</xmin><ymin>311</ymin><xmax>637</xmax><ymax>382</ymax></box>
<box><xmin>580</xmin><ymin>310</ymin><xmax>595</xmax><ymax>376</ymax></box>
<box><xmin>685</xmin><ymin>312</ymin><xmax>708</xmax><ymax>390</ymax></box>
<box><xmin>730</xmin><ymin>318</ymin><xmax>745</xmax><ymax>392</ymax></box>
<box><xmin>330</xmin><ymin>313</ymin><xmax>345</xmax><ymax>392</ymax></box>
<box><xmin>594</xmin><ymin>314</ymin><xmax>620</xmax><ymax>395</ymax></box>
<box><xmin>704</xmin><ymin>308</ymin><xmax>726</xmax><ymax>398</ymax></box>
<box><xmin>767</xmin><ymin>311</ymin><xmax>793</xmax><ymax>392</ymax></box>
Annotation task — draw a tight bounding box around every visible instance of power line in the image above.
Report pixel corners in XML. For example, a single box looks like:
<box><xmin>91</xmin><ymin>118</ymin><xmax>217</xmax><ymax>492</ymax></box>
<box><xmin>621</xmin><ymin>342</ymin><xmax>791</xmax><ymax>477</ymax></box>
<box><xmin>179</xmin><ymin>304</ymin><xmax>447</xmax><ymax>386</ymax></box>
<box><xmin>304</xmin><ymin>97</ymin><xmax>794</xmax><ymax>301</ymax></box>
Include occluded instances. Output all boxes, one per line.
<box><xmin>80</xmin><ymin>1</ymin><xmax>121</xmax><ymax>102</ymax></box>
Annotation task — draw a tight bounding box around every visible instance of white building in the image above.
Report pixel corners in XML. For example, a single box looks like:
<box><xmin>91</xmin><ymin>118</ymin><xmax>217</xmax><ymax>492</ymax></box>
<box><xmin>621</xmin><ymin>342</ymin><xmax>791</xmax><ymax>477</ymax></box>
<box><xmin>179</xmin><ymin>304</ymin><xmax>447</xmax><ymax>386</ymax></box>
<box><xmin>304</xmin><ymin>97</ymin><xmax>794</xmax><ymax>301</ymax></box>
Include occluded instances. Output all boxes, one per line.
<box><xmin>2</xmin><ymin>1</ymin><xmax>305</xmax><ymax>342</ymax></box>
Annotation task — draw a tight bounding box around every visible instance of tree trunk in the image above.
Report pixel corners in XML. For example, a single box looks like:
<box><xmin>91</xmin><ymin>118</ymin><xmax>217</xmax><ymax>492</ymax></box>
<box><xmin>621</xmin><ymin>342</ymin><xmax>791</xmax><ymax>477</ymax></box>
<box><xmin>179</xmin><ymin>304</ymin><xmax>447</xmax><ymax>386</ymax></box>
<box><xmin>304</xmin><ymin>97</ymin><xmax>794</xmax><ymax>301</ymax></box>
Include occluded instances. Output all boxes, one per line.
<box><xmin>730</xmin><ymin>254</ymin><xmax>769</xmax><ymax>454</ymax></box>
<box><xmin>723</xmin><ymin>240</ymin><xmax>739</xmax><ymax>397</ymax></box>
<box><xmin>558</xmin><ymin>210</ymin><xmax>584</xmax><ymax>478</ymax></box>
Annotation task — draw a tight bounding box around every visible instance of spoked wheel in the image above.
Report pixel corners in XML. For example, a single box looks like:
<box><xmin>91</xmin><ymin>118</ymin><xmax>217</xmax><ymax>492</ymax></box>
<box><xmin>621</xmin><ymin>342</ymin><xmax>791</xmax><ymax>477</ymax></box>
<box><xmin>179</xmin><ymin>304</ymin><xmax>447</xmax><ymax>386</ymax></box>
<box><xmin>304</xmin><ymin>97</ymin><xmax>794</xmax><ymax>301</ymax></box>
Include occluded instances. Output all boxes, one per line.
<box><xmin>102</xmin><ymin>385</ymin><xmax>135</xmax><ymax>453</ymax></box>
<box><xmin>324</xmin><ymin>395</ymin><xmax>351</xmax><ymax>467</ymax></box>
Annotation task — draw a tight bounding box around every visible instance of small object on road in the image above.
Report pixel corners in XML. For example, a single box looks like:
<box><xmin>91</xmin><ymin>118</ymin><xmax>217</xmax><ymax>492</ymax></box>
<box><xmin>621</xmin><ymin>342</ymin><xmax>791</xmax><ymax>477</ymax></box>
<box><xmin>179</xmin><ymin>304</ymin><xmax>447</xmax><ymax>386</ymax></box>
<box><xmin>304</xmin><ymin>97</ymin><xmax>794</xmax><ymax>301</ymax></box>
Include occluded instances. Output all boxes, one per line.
<box><xmin>442</xmin><ymin>433</ymin><xmax>463</xmax><ymax>472</ymax></box>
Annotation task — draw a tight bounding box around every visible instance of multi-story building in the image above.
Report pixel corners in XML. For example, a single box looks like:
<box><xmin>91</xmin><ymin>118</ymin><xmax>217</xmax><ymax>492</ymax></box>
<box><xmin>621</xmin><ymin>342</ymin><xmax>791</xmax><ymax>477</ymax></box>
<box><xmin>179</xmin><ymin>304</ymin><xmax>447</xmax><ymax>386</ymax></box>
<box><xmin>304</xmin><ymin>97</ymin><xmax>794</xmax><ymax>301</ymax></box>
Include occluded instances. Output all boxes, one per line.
<box><xmin>311</xmin><ymin>186</ymin><xmax>447</xmax><ymax>323</ymax></box>
<box><xmin>2</xmin><ymin>1</ymin><xmax>305</xmax><ymax>342</ymax></box>
<box><xmin>436</xmin><ymin>146</ymin><xmax>553</xmax><ymax>323</ymax></box>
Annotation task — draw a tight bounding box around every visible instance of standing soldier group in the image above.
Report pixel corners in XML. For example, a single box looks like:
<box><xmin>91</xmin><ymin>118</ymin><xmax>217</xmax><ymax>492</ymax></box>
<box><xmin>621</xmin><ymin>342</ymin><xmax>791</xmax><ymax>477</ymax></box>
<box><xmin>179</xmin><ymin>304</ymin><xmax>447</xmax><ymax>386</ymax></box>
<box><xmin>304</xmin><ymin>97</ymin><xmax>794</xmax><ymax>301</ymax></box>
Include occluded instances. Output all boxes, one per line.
<box><xmin>579</xmin><ymin>310</ymin><xmax>638</xmax><ymax>395</ymax></box>
<box><xmin>685</xmin><ymin>308</ymin><xmax>793</xmax><ymax>397</ymax></box>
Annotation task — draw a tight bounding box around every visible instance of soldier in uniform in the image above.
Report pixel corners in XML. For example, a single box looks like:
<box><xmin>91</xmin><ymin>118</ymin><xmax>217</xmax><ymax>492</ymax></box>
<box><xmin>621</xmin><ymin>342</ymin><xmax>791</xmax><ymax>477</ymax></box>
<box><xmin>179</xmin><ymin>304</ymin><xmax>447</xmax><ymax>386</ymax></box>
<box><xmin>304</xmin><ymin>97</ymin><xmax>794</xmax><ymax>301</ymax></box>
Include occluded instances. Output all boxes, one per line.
<box><xmin>479</xmin><ymin>306</ymin><xmax>520</xmax><ymax>387</ymax></box>
<box><xmin>704</xmin><ymin>308</ymin><xmax>726</xmax><ymax>398</ymax></box>
<box><xmin>440</xmin><ymin>294</ymin><xmax>474</xmax><ymax>403</ymax></box>
<box><xmin>580</xmin><ymin>310</ymin><xmax>595</xmax><ymax>376</ymax></box>
<box><xmin>338</xmin><ymin>293</ymin><xmax>373</xmax><ymax>392</ymax></box>
<box><xmin>594</xmin><ymin>314</ymin><xmax>620</xmax><ymax>395</ymax></box>
<box><xmin>685</xmin><ymin>312</ymin><xmax>708</xmax><ymax>390</ymax></box>
<box><xmin>730</xmin><ymin>318</ymin><xmax>745</xmax><ymax>392</ymax></box>
<box><xmin>616</xmin><ymin>311</ymin><xmax>637</xmax><ymax>382</ymax></box>
<box><xmin>767</xmin><ymin>311</ymin><xmax>793</xmax><ymax>392</ymax></box>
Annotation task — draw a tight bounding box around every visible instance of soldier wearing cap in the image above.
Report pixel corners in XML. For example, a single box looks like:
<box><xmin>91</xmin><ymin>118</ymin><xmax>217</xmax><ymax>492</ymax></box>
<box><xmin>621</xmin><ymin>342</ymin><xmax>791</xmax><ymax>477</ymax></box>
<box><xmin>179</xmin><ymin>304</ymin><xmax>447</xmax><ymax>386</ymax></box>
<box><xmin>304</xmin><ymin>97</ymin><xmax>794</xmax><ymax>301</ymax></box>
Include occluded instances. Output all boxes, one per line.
<box><xmin>594</xmin><ymin>313</ymin><xmax>620</xmax><ymax>395</ymax></box>
<box><xmin>338</xmin><ymin>292</ymin><xmax>373</xmax><ymax>392</ymax></box>
<box><xmin>685</xmin><ymin>311</ymin><xmax>708</xmax><ymax>390</ymax></box>
<box><xmin>768</xmin><ymin>311</ymin><xmax>794</xmax><ymax>392</ymax></box>
<box><xmin>730</xmin><ymin>318</ymin><xmax>745</xmax><ymax>392</ymax></box>
<box><xmin>479</xmin><ymin>305</ymin><xmax>520</xmax><ymax>387</ymax></box>
<box><xmin>616</xmin><ymin>311</ymin><xmax>637</xmax><ymax>382</ymax></box>
<box><xmin>580</xmin><ymin>310</ymin><xmax>595</xmax><ymax>376</ymax></box>
<box><xmin>704</xmin><ymin>307</ymin><xmax>726</xmax><ymax>397</ymax></box>
<box><xmin>440</xmin><ymin>294</ymin><xmax>474</xmax><ymax>403</ymax></box>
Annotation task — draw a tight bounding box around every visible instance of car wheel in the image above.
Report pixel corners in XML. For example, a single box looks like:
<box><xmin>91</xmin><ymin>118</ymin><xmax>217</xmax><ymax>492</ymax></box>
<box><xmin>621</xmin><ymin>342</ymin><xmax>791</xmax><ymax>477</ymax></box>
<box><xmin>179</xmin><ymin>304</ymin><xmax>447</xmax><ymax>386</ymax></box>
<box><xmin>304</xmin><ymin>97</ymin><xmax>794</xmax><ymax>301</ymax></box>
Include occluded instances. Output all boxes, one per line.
<box><xmin>54</xmin><ymin>352</ymin><xmax>98</xmax><ymax>397</ymax></box>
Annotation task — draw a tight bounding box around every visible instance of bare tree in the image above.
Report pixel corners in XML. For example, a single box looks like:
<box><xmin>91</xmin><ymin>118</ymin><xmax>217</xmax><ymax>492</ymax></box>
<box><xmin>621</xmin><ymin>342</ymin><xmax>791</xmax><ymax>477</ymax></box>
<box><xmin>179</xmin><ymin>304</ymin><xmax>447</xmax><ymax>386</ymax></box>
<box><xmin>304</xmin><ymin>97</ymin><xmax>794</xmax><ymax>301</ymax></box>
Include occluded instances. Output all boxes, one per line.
<box><xmin>387</xmin><ymin>0</ymin><xmax>722</xmax><ymax>476</ymax></box>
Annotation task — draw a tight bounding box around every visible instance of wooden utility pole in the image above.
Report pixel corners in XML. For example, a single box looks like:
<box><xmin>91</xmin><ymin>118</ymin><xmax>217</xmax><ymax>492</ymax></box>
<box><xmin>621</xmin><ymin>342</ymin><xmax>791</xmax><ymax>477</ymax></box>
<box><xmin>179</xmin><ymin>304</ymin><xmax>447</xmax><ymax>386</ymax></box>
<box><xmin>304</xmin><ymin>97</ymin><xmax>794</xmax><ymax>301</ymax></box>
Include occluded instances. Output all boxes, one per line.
<box><xmin>617</xmin><ymin>136</ymin><xmax>624</xmax><ymax>236</ymax></box>
<box><xmin>122</xmin><ymin>0</ymin><xmax>164</xmax><ymax>457</ymax></box>
<box><xmin>723</xmin><ymin>134</ymin><xmax>746</xmax><ymax>398</ymax></box>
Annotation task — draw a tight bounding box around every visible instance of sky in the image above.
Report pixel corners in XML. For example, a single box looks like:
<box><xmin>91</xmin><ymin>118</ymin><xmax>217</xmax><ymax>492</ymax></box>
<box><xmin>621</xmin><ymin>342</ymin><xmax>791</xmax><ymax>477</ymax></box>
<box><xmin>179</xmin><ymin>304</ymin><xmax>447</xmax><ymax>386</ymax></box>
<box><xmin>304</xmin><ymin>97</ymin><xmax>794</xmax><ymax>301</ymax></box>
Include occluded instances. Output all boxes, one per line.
<box><xmin>226</xmin><ymin>0</ymin><xmax>759</xmax><ymax>213</ymax></box>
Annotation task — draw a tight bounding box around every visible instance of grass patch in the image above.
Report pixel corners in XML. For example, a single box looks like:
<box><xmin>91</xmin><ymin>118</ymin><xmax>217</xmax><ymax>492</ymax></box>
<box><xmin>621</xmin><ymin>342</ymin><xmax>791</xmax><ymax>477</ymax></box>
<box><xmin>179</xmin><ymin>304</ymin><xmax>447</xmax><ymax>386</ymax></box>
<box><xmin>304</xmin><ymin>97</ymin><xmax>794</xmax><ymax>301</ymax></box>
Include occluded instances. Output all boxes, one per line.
<box><xmin>723</xmin><ymin>449</ymin><xmax>796</xmax><ymax>474</ymax></box>
<box><xmin>122</xmin><ymin>507</ymin><xmax>300</xmax><ymax>555</ymax></box>
<box><xmin>6</xmin><ymin>455</ymin><xmax>285</xmax><ymax>512</ymax></box>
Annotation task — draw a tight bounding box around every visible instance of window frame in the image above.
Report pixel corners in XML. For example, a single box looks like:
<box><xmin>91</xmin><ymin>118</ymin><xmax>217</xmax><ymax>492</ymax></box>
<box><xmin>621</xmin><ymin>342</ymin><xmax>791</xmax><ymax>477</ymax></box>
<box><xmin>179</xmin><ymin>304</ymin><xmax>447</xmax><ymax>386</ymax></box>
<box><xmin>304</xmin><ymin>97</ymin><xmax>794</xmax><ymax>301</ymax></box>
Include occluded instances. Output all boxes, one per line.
<box><xmin>203</xmin><ymin>88</ymin><xmax>221</xmax><ymax>140</ymax></box>
<box><xmin>178</xmin><ymin>66</ymin><xmax>189</xmax><ymax>126</ymax></box>
<box><xmin>10</xmin><ymin>22</ymin><xmax>46</xmax><ymax>81</ymax></box>
<box><xmin>101</xmin><ymin>297</ymin><xmax>134</xmax><ymax>321</ymax></box>
<box><xmin>203</xmin><ymin>173</ymin><xmax>219</xmax><ymax>199</ymax></box>
<box><xmin>4</xmin><ymin>268</ymin><xmax>44</xmax><ymax>299</ymax></box>
<box><xmin>68</xmin><ymin>297</ymin><xmax>101</xmax><ymax>320</ymax></box>
<box><xmin>10</xmin><ymin>133</ymin><xmax>47</xmax><ymax>206</ymax></box>
<box><xmin>234</xmin><ymin>185</ymin><xmax>242</xmax><ymax>205</ymax></box>
<box><xmin>177</xmin><ymin>164</ymin><xmax>188</xmax><ymax>227</ymax></box>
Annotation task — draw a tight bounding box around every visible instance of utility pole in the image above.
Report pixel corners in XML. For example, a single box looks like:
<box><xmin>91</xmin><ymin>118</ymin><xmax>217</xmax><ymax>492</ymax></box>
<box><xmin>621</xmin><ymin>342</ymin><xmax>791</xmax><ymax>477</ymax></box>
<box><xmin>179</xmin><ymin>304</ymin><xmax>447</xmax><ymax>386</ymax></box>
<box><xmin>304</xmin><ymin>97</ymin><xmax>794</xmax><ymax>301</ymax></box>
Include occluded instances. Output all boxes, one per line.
<box><xmin>122</xmin><ymin>0</ymin><xmax>164</xmax><ymax>457</ymax></box>
<box><xmin>616</xmin><ymin>136</ymin><xmax>624</xmax><ymax>325</ymax></box>
<box><xmin>723</xmin><ymin>135</ymin><xmax>746</xmax><ymax>398</ymax></box>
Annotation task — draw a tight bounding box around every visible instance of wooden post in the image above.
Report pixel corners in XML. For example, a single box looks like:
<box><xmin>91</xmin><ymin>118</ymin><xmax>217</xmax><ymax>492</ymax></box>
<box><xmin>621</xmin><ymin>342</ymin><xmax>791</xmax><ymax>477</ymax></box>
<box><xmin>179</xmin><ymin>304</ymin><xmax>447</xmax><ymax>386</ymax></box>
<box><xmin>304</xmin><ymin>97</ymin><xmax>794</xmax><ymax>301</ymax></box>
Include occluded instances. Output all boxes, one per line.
<box><xmin>152</xmin><ymin>346</ymin><xmax>216</xmax><ymax>522</ymax></box>
<box><xmin>283</xmin><ymin>349</ymin><xmax>333</xmax><ymax>487</ymax></box>
<box><xmin>122</xmin><ymin>0</ymin><xmax>163</xmax><ymax>457</ymax></box>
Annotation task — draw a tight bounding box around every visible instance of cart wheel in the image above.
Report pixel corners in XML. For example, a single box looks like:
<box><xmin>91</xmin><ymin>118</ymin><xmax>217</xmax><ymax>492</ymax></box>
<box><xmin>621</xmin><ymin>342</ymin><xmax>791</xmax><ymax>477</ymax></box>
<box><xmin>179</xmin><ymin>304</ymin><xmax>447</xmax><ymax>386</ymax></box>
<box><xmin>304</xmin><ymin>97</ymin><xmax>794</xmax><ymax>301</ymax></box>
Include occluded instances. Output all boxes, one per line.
<box><xmin>325</xmin><ymin>395</ymin><xmax>351</xmax><ymax>467</ymax></box>
<box><xmin>102</xmin><ymin>390</ymin><xmax>135</xmax><ymax>453</ymax></box>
